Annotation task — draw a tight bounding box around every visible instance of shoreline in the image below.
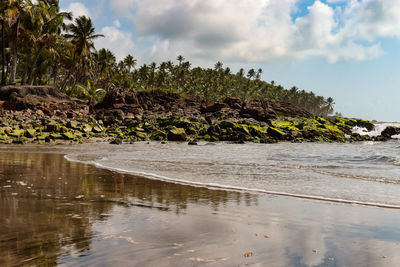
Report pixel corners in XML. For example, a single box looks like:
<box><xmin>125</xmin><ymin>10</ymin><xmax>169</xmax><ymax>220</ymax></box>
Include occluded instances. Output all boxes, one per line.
<box><xmin>2</xmin><ymin>142</ymin><xmax>400</xmax><ymax>210</ymax></box>
<box><xmin>1</xmin><ymin>147</ymin><xmax>400</xmax><ymax>266</ymax></box>
<box><xmin>63</xmin><ymin>148</ymin><xmax>400</xmax><ymax>210</ymax></box>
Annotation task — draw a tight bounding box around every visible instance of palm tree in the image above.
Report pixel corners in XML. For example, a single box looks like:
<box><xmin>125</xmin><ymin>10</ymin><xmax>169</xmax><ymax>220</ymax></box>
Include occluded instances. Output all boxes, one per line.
<box><xmin>21</xmin><ymin>0</ymin><xmax>71</xmax><ymax>84</ymax></box>
<box><xmin>123</xmin><ymin>54</ymin><xmax>136</xmax><ymax>72</ymax></box>
<box><xmin>214</xmin><ymin>61</ymin><xmax>223</xmax><ymax>71</ymax></box>
<box><xmin>96</xmin><ymin>48</ymin><xmax>116</xmax><ymax>80</ymax></box>
<box><xmin>65</xmin><ymin>16</ymin><xmax>103</xmax><ymax>58</ymax></box>
<box><xmin>176</xmin><ymin>55</ymin><xmax>184</xmax><ymax>65</ymax></box>
<box><xmin>64</xmin><ymin>16</ymin><xmax>103</xmax><ymax>84</ymax></box>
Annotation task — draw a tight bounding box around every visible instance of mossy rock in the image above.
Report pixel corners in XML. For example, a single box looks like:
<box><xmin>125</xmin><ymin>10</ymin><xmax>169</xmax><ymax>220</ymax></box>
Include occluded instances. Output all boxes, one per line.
<box><xmin>62</xmin><ymin>132</ymin><xmax>76</xmax><ymax>140</ymax></box>
<box><xmin>50</xmin><ymin>133</ymin><xmax>63</xmax><ymax>139</ymax></box>
<box><xmin>110</xmin><ymin>138</ymin><xmax>123</xmax><ymax>145</ymax></box>
<box><xmin>3</xmin><ymin>126</ymin><xmax>13</xmax><ymax>135</ymax></box>
<box><xmin>81</xmin><ymin>124</ymin><xmax>93</xmax><ymax>133</ymax></box>
<box><xmin>167</xmin><ymin>128</ymin><xmax>187</xmax><ymax>141</ymax></box>
<box><xmin>0</xmin><ymin>134</ymin><xmax>10</xmax><ymax>141</ymax></box>
<box><xmin>316</xmin><ymin>117</ymin><xmax>328</xmax><ymax>124</ymax></box>
<box><xmin>203</xmin><ymin>134</ymin><xmax>219</xmax><ymax>142</ymax></box>
<box><xmin>381</xmin><ymin>126</ymin><xmax>400</xmax><ymax>137</ymax></box>
<box><xmin>356</xmin><ymin>119</ymin><xmax>375</xmax><ymax>131</ymax></box>
<box><xmin>25</xmin><ymin>129</ymin><xmax>36</xmax><ymax>138</ymax></box>
<box><xmin>186</xmin><ymin>127</ymin><xmax>198</xmax><ymax>135</ymax></box>
<box><xmin>150</xmin><ymin>130</ymin><xmax>167</xmax><ymax>140</ymax></box>
<box><xmin>271</xmin><ymin>120</ymin><xmax>293</xmax><ymax>129</ymax></box>
<box><xmin>323</xmin><ymin>123</ymin><xmax>342</xmax><ymax>133</ymax></box>
<box><xmin>218</xmin><ymin>121</ymin><xmax>237</xmax><ymax>129</ymax></box>
<box><xmin>36</xmin><ymin>134</ymin><xmax>49</xmax><ymax>141</ymax></box>
<box><xmin>9</xmin><ymin>129</ymin><xmax>25</xmax><ymax>137</ymax></box>
<box><xmin>135</xmin><ymin>131</ymin><xmax>148</xmax><ymax>140</ymax></box>
<box><xmin>67</xmin><ymin>121</ymin><xmax>80</xmax><ymax>129</ymax></box>
<box><xmin>92</xmin><ymin>125</ymin><xmax>103</xmax><ymax>133</ymax></box>
<box><xmin>159</xmin><ymin>117</ymin><xmax>195</xmax><ymax>129</ymax></box>
<box><xmin>46</xmin><ymin>121</ymin><xmax>60</xmax><ymax>132</ymax></box>
<box><xmin>267</xmin><ymin>127</ymin><xmax>286</xmax><ymax>139</ymax></box>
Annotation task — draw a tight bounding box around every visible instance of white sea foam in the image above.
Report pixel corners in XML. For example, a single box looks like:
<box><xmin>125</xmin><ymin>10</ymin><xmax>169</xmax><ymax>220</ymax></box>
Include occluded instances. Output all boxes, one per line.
<box><xmin>352</xmin><ymin>122</ymin><xmax>400</xmax><ymax>137</ymax></box>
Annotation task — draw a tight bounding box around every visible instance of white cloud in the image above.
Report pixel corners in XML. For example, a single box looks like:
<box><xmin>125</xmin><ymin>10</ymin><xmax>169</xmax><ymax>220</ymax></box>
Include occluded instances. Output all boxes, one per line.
<box><xmin>63</xmin><ymin>2</ymin><xmax>90</xmax><ymax>18</ymax></box>
<box><xmin>107</xmin><ymin>0</ymin><xmax>399</xmax><ymax>63</ymax></box>
<box><xmin>95</xmin><ymin>25</ymin><xmax>135</xmax><ymax>61</ymax></box>
<box><xmin>113</xmin><ymin>20</ymin><xmax>121</xmax><ymax>28</ymax></box>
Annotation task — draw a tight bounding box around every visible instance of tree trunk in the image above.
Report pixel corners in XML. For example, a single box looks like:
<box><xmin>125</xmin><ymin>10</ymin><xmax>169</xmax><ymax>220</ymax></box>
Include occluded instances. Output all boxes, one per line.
<box><xmin>9</xmin><ymin>18</ymin><xmax>19</xmax><ymax>85</ymax></box>
<box><xmin>27</xmin><ymin>46</ymin><xmax>43</xmax><ymax>85</ymax></box>
<box><xmin>1</xmin><ymin>20</ymin><xmax>6</xmax><ymax>86</ymax></box>
<box><xmin>52</xmin><ymin>62</ymin><xmax>58</xmax><ymax>85</ymax></box>
<box><xmin>20</xmin><ymin>49</ymin><xmax>33</xmax><ymax>85</ymax></box>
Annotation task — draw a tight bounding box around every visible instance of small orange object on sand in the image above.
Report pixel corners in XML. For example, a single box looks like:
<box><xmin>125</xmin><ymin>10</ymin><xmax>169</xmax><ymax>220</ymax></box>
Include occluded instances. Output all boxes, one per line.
<box><xmin>245</xmin><ymin>252</ymin><xmax>253</xmax><ymax>257</ymax></box>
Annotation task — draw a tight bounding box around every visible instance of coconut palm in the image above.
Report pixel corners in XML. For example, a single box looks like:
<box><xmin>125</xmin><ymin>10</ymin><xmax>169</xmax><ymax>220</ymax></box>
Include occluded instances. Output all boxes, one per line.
<box><xmin>65</xmin><ymin>16</ymin><xmax>103</xmax><ymax>58</ymax></box>
<box><xmin>123</xmin><ymin>54</ymin><xmax>136</xmax><ymax>72</ymax></box>
<box><xmin>21</xmin><ymin>1</ymin><xmax>71</xmax><ymax>84</ymax></box>
<box><xmin>64</xmin><ymin>16</ymin><xmax>103</xmax><ymax>84</ymax></box>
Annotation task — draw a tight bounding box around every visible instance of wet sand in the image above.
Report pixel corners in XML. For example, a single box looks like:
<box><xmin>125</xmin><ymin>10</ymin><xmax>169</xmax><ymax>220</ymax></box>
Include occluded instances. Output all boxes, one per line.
<box><xmin>1</xmin><ymin>146</ymin><xmax>400</xmax><ymax>266</ymax></box>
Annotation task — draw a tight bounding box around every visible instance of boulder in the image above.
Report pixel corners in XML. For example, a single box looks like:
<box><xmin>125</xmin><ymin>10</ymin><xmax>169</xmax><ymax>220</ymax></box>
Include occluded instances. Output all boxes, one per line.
<box><xmin>167</xmin><ymin>128</ymin><xmax>187</xmax><ymax>141</ymax></box>
<box><xmin>381</xmin><ymin>126</ymin><xmax>400</xmax><ymax>138</ymax></box>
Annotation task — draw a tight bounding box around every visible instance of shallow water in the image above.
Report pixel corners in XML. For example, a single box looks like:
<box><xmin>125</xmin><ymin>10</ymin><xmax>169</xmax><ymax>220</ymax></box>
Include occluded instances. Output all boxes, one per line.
<box><xmin>1</xmin><ymin>145</ymin><xmax>400</xmax><ymax>266</ymax></box>
<box><xmin>65</xmin><ymin>139</ymin><xmax>400</xmax><ymax>207</ymax></box>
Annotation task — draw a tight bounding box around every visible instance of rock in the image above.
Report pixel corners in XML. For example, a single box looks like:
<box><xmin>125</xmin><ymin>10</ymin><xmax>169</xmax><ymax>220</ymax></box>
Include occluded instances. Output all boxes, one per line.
<box><xmin>25</xmin><ymin>129</ymin><xmax>36</xmax><ymax>138</ymax></box>
<box><xmin>46</xmin><ymin>121</ymin><xmax>60</xmax><ymax>132</ymax></box>
<box><xmin>167</xmin><ymin>127</ymin><xmax>187</xmax><ymax>141</ymax></box>
<box><xmin>62</xmin><ymin>132</ymin><xmax>76</xmax><ymax>140</ymax></box>
<box><xmin>8</xmin><ymin>129</ymin><xmax>25</xmax><ymax>137</ymax></box>
<box><xmin>202</xmin><ymin>102</ymin><xmax>228</xmax><ymax>113</ymax></box>
<box><xmin>67</xmin><ymin>120</ymin><xmax>80</xmax><ymax>129</ymax></box>
<box><xmin>267</xmin><ymin>127</ymin><xmax>286</xmax><ymax>140</ymax></box>
<box><xmin>381</xmin><ymin>126</ymin><xmax>400</xmax><ymax>138</ymax></box>
<box><xmin>60</xmin><ymin>126</ymin><xmax>69</xmax><ymax>133</ymax></box>
<box><xmin>188</xmin><ymin>140</ymin><xmax>198</xmax><ymax>145</ymax></box>
<box><xmin>110</xmin><ymin>138</ymin><xmax>123</xmax><ymax>145</ymax></box>
<box><xmin>135</xmin><ymin>131</ymin><xmax>148</xmax><ymax>140</ymax></box>
<box><xmin>36</xmin><ymin>110</ymin><xmax>44</xmax><ymax>117</ymax></box>
<box><xmin>50</xmin><ymin>133</ymin><xmax>63</xmax><ymax>139</ymax></box>
<box><xmin>92</xmin><ymin>125</ymin><xmax>103</xmax><ymax>133</ymax></box>
<box><xmin>374</xmin><ymin>135</ymin><xmax>390</xmax><ymax>142</ymax></box>
<box><xmin>81</xmin><ymin>124</ymin><xmax>93</xmax><ymax>133</ymax></box>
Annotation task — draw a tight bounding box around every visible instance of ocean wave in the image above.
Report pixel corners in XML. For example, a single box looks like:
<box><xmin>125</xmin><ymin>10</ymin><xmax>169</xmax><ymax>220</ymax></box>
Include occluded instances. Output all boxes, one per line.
<box><xmin>64</xmin><ymin>153</ymin><xmax>400</xmax><ymax>209</ymax></box>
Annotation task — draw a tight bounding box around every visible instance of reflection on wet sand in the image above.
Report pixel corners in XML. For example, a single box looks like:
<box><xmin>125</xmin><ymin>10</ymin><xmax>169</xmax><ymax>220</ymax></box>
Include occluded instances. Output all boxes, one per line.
<box><xmin>1</xmin><ymin>150</ymin><xmax>400</xmax><ymax>266</ymax></box>
<box><xmin>0</xmin><ymin>151</ymin><xmax>257</xmax><ymax>266</ymax></box>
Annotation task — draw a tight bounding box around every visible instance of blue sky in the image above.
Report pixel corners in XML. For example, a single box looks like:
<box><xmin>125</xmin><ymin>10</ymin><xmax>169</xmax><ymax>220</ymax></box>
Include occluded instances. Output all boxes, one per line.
<box><xmin>60</xmin><ymin>0</ymin><xmax>400</xmax><ymax>121</ymax></box>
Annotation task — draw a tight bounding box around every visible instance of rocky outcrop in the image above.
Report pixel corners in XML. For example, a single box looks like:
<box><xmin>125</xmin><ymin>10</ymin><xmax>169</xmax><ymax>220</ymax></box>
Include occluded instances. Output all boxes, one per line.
<box><xmin>381</xmin><ymin>126</ymin><xmax>400</xmax><ymax>138</ymax></box>
<box><xmin>0</xmin><ymin>85</ymin><xmax>87</xmax><ymax>117</ymax></box>
<box><xmin>0</xmin><ymin>86</ymin><xmax>378</xmax><ymax>144</ymax></box>
<box><xmin>94</xmin><ymin>89</ymin><xmax>312</xmax><ymax>123</ymax></box>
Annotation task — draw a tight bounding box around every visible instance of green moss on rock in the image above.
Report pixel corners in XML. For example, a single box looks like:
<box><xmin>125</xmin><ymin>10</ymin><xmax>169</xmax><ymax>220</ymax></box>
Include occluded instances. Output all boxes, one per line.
<box><xmin>167</xmin><ymin>127</ymin><xmax>187</xmax><ymax>141</ymax></box>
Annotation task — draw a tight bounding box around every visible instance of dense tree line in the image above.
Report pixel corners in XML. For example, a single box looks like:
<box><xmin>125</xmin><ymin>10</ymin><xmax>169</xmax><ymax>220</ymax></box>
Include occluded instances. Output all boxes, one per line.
<box><xmin>0</xmin><ymin>0</ymin><xmax>335</xmax><ymax>116</ymax></box>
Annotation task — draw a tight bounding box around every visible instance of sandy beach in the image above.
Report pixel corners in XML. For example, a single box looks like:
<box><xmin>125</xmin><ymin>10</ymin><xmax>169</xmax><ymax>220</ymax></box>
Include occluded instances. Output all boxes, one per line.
<box><xmin>0</xmin><ymin>145</ymin><xmax>400</xmax><ymax>266</ymax></box>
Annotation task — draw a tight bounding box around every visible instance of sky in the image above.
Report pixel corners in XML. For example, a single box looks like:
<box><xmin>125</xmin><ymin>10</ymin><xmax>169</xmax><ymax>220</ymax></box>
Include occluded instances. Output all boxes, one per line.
<box><xmin>60</xmin><ymin>0</ymin><xmax>400</xmax><ymax>121</ymax></box>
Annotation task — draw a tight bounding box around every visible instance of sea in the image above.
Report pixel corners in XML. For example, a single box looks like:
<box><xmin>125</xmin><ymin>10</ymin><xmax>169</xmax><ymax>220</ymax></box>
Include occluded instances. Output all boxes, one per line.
<box><xmin>65</xmin><ymin>122</ymin><xmax>400</xmax><ymax>209</ymax></box>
